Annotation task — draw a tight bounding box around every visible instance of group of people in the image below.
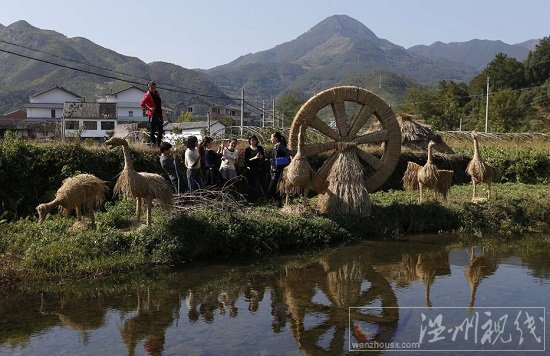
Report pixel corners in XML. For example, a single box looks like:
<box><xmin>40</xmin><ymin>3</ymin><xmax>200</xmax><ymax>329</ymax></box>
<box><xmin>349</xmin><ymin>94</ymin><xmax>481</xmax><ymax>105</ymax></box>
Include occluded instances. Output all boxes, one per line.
<box><xmin>142</xmin><ymin>81</ymin><xmax>291</xmax><ymax>205</ymax></box>
<box><xmin>158</xmin><ymin>132</ymin><xmax>290</xmax><ymax>205</ymax></box>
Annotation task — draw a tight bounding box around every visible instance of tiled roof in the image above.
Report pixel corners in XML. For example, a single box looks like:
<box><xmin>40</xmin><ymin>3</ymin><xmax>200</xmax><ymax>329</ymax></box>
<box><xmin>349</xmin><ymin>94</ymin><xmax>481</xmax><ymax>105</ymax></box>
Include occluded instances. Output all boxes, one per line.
<box><xmin>29</xmin><ymin>86</ymin><xmax>83</xmax><ymax>99</ymax></box>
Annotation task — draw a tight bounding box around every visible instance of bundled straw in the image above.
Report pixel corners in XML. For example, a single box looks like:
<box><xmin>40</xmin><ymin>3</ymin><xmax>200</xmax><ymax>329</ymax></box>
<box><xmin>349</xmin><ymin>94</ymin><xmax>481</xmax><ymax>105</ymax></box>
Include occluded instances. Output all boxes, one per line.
<box><xmin>318</xmin><ymin>149</ymin><xmax>371</xmax><ymax>216</ymax></box>
<box><xmin>367</xmin><ymin>113</ymin><xmax>454</xmax><ymax>154</ymax></box>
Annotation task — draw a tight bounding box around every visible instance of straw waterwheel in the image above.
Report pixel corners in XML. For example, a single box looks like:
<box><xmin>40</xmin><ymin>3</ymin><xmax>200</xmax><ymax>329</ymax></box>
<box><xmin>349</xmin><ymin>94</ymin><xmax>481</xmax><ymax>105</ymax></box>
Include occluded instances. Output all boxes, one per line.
<box><xmin>288</xmin><ymin>86</ymin><xmax>401</xmax><ymax>215</ymax></box>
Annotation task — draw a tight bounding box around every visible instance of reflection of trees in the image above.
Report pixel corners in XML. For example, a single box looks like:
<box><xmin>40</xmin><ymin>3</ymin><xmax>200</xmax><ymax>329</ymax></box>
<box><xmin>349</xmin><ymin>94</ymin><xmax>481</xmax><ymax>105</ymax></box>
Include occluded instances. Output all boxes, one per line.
<box><xmin>465</xmin><ymin>247</ymin><xmax>498</xmax><ymax>311</ymax></box>
<box><xmin>277</xmin><ymin>247</ymin><xmax>399</xmax><ymax>355</ymax></box>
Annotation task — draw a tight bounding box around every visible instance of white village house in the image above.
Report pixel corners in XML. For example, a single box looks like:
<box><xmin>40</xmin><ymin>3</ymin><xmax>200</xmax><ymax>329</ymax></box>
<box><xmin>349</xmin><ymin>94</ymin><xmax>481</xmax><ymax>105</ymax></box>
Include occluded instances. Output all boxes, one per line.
<box><xmin>163</xmin><ymin>121</ymin><xmax>226</xmax><ymax>143</ymax></box>
<box><xmin>97</xmin><ymin>86</ymin><xmax>148</xmax><ymax>123</ymax></box>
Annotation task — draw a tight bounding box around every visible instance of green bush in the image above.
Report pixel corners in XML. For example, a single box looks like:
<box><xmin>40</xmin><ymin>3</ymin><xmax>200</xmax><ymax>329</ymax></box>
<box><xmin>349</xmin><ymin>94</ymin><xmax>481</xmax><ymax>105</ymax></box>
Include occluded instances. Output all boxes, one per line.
<box><xmin>1</xmin><ymin>135</ymin><xmax>548</xmax><ymax>221</ymax></box>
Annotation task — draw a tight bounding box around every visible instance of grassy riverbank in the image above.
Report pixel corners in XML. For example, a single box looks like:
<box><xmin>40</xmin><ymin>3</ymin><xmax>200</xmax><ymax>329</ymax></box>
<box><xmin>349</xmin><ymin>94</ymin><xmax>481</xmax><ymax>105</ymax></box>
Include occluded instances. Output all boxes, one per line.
<box><xmin>0</xmin><ymin>183</ymin><xmax>548</xmax><ymax>284</ymax></box>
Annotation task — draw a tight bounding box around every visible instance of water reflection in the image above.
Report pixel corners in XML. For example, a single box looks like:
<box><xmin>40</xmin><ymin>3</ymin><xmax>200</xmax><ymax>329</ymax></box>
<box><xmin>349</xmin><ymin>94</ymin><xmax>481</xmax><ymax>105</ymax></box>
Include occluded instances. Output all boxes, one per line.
<box><xmin>278</xmin><ymin>247</ymin><xmax>399</xmax><ymax>354</ymax></box>
<box><xmin>465</xmin><ymin>247</ymin><xmax>498</xmax><ymax>311</ymax></box>
<box><xmin>1</xmin><ymin>235</ymin><xmax>549</xmax><ymax>355</ymax></box>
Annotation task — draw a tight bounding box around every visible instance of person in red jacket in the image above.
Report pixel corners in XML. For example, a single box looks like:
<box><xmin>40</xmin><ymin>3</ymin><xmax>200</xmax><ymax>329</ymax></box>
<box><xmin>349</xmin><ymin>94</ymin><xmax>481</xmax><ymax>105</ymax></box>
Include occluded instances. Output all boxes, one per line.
<box><xmin>140</xmin><ymin>81</ymin><xmax>163</xmax><ymax>146</ymax></box>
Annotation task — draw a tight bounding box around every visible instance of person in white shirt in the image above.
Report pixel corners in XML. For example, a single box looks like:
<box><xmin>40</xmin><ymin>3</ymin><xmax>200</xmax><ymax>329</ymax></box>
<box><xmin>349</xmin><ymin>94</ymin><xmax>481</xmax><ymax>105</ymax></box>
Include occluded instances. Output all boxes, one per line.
<box><xmin>219</xmin><ymin>138</ymin><xmax>239</xmax><ymax>182</ymax></box>
<box><xmin>185</xmin><ymin>136</ymin><xmax>204</xmax><ymax>190</ymax></box>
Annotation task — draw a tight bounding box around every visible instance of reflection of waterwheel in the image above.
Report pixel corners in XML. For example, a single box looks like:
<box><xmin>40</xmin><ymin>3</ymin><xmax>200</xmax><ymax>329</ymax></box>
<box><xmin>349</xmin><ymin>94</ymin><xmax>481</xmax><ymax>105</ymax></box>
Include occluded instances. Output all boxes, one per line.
<box><xmin>289</xmin><ymin>86</ymin><xmax>401</xmax><ymax>192</ymax></box>
<box><xmin>281</xmin><ymin>248</ymin><xmax>399</xmax><ymax>355</ymax></box>
<box><xmin>298</xmin><ymin>260</ymin><xmax>399</xmax><ymax>354</ymax></box>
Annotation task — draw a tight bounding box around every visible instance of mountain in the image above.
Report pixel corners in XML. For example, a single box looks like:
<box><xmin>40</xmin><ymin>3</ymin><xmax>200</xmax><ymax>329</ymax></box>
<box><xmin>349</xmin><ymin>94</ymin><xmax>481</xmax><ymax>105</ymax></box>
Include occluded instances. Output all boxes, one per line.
<box><xmin>408</xmin><ymin>39</ymin><xmax>533</xmax><ymax>71</ymax></box>
<box><xmin>206</xmin><ymin>15</ymin><xmax>478</xmax><ymax>99</ymax></box>
<box><xmin>515</xmin><ymin>39</ymin><xmax>541</xmax><ymax>51</ymax></box>
<box><xmin>0</xmin><ymin>20</ymin><xmax>230</xmax><ymax>115</ymax></box>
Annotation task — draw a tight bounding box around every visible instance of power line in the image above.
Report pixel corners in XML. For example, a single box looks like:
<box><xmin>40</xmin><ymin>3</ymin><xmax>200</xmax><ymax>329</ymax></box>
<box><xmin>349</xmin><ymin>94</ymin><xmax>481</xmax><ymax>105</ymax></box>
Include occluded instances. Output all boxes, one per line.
<box><xmin>0</xmin><ymin>39</ymin><xmax>147</xmax><ymax>82</ymax></box>
<box><xmin>0</xmin><ymin>46</ymin><xmax>240</xmax><ymax>101</ymax></box>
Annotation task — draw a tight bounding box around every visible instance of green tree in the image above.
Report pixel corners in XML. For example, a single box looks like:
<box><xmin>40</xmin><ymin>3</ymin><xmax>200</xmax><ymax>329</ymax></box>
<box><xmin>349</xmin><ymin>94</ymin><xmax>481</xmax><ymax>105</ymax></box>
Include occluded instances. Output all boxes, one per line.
<box><xmin>525</xmin><ymin>37</ymin><xmax>550</xmax><ymax>85</ymax></box>
<box><xmin>487</xmin><ymin>89</ymin><xmax>523</xmax><ymax>132</ymax></box>
<box><xmin>469</xmin><ymin>53</ymin><xmax>526</xmax><ymax>93</ymax></box>
<box><xmin>176</xmin><ymin>112</ymin><xmax>193</xmax><ymax>123</ymax></box>
<box><xmin>276</xmin><ymin>90</ymin><xmax>307</xmax><ymax>127</ymax></box>
<box><xmin>400</xmin><ymin>85</ymin><xmax>439</xmax><ymax>119</ymax></box>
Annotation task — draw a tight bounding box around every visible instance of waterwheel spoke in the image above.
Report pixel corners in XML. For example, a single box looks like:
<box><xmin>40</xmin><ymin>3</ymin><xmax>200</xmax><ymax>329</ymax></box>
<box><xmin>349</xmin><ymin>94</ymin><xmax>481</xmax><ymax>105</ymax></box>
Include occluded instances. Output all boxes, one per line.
<box><xmin>328</xmin><ymin>325</ymin><xmax>345</xmax><ymax>353</ymax></box>
<box><xmin>302</xmin><ymin>142</ymin><xmax>339</xmax><ymax>157</ymax></box>
<box><xmin>356</xmin><ymin>148</ymin><xmax>383</xmax><ymax>171</ymax></box>
<box><xmin>316</xmin><ymin>152</ymin><xmax>338</xmax><ymax>181</ymax></box>
<box><xmin>304</xmin><ymin>320</ymin><xmax>332</xmax><ymax>338</ymax></box>
<box><xmin>309</xmin><ymin>115</ymin><xmax>342</xmax><ymax>141</ymax></box>
<box><xmin>348</xmin><ymin>105</ymin><xmax>375</xmax><ymax>139</ymax></box>
<box><xmin>353</xmin><ymin>129</ymin><xmax>388</xmax><ymax>145</ymax></box>
<box><xmin>332</xmin><ymin>99</ymin><xmax>350</xmax><ymax>138</ymax></box>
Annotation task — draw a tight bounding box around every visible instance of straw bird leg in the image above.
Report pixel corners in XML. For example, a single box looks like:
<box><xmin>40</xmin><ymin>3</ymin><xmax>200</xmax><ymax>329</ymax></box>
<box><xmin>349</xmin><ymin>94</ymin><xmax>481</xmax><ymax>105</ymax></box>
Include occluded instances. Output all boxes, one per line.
<box><xmin>145</xmin><ymin>197</ymin><xmax>153</xmax><ymax>226</ymax></box>
<box><xmin>419</xmin><ymin>183</ymin><xmax>424</xmax><ymax>203</ymax></box>
<box><xmin>75</xmin><ymin>207</ymin><xmax>82</xmax><ymax>222</ymax></box>
<box><xmin>135</xmin><ymin>198</ymin><xmax>142</xmax><ymax>223</ymax></box>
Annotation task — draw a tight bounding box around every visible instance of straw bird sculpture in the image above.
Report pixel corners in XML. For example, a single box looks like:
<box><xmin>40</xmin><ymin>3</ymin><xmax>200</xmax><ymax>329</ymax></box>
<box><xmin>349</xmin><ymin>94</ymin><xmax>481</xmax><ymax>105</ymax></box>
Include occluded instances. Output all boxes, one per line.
<box><xmin>466</xmin><ymin>131</ymin><xmax>500</xmax><ymax>202</ymax></box>
<box><xmin>278</xmin><ymin>126</ymin><xmax>327</xmax><ymax>207</ymax></box>
<box><xmin>105</xmin><ymin>137</ymin><xmax>173</xmax><ymax>225</ymax></box>
<box><xmin>36</xmin><ymin>173</ymin><xmax>108</xmax><ymax>225</ymax></box>
<box><xmin>402</xmin><ymin>141</ymin><xmax>454</xmax><ymax>203</ymax></box>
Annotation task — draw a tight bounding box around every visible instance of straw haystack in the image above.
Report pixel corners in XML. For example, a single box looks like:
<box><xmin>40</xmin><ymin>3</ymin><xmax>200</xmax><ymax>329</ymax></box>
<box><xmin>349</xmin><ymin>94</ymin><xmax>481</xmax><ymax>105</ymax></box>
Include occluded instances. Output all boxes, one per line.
<box><xmin>36</xmin><ymin>173</ymin><xmax>108</xmax><ymax>225</ymax></box>
<box><xmin>105</xmin><ymin>137</ymin><xmax>172</xmax><ymax>225</ymax></box>
<box><xmin>318</xmin><ymin>148</ymin><xmax>371</xmax><ymax>216</ymax></box>
<box><xmin>368</xmin><ymin>114</ymin><xmax>454</xmax><ymax>154</ymax></box>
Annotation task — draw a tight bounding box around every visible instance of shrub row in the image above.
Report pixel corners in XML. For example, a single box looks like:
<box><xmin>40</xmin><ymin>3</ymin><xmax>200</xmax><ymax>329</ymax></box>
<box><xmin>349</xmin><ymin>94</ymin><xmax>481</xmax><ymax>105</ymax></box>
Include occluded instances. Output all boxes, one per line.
<box><xmin>1</xmin><ymin>132</ymin><xmax>548</xmax><ymax>220</ymax></box>
<box><xmin>1</xmin><ymin>192</ymin><xmax>548</xmax><ymax>281</ymax></box>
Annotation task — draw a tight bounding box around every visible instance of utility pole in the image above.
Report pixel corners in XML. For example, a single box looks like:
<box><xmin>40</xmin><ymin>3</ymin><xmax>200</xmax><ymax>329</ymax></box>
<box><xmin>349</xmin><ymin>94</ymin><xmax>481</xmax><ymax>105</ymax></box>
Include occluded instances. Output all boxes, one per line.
<box><xmin>207</xmin><ymin>112</ymin><xmax>211</xmax><ymax>136</ymax></box>
<box><xmin>272</xmin><ymin>98</ymin><xmax>275</xmax><ymax>128</ymax></box>
<box><xmin>262</xmin><ymin>100</ymin><xmax>265</xmax><ymax>128</ymax></box>
<box><xmin>240</xmin><ymin>87</ymin><xmax>244</xmax><ymax>137</ymax></box>
<box><xmin>485</xmin><ymin>76</ymin><xmax>490</xmax><ymax>133</ymax></box>
<box><xmin>379</xmin><ymin>74</ymin><xmax>382</xmax><ymax>89</ymax></box>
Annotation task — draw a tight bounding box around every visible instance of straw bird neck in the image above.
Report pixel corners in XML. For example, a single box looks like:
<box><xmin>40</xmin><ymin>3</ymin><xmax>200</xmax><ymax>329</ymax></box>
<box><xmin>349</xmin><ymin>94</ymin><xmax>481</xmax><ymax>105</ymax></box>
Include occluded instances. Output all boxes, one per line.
<box><xmin>121</xmin><ymin>144</ymin><xmax>134</xmax><ymax>170</ymax></box>
<box><xmin>427</xmin><ymin>144</ymin><xmax>433</xmax><ymax>164</ymax></box>
<box><xmin>472</xmin><ymin>135</ymin><xmax>481</xmax><ymax>160</ymax></box>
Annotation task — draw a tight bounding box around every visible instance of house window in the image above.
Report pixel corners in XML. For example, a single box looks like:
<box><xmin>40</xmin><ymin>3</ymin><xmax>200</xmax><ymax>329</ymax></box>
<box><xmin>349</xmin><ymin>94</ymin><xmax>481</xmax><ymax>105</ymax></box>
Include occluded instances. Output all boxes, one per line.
<box><xmin>101</xmin><ymin>121</ymin><xmax>115</xmax><ymax>130</ymax></box>
<box><xmin>50</xmin><ymin>109</ymin><xmax>56</xmax><ymax>118</ymax></box>
<box><xmin>65</xmin><ymin>121</ymin><xmax>79</xmax><ymax>130</ymax></box>
<box><xmin>244</xmin><ymin>112</ymin><xmax>249</xmax><ymax>118</ymax></box>
<box><xmin>231</xmin><ymin>110</ymin><xmax>236</xmax><ymax>116</ymax></box>
<box><xmin>187</xmin><ymin>107</ymin><xmax>193</xmax><ymax>113</ymax></box>
<box><xmin>129</xmin><ymin>111</ymin><xmax>133</xmax><ymax>117</ymax></box>
<box><xmin>83</xmin><ymin>121</ymin><xmax>97</xmax><ymax>130</ymax></box>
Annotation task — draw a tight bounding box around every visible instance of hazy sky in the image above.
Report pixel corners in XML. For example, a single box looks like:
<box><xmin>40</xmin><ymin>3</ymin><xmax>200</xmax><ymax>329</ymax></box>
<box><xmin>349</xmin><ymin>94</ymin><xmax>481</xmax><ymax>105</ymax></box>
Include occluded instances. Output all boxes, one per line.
<box><xmin>1</xmin><ymin>0</ymin><xmax>548</xmax><ymax>69</ymax></box>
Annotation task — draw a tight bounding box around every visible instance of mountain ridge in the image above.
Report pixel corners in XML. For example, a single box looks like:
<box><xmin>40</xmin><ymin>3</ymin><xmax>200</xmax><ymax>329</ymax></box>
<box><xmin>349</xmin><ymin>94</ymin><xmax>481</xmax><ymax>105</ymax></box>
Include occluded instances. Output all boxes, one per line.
<box><xmin>0</xmin><ymin>16</ymin><xmax>541</xmax><ymax>116</ymax></box>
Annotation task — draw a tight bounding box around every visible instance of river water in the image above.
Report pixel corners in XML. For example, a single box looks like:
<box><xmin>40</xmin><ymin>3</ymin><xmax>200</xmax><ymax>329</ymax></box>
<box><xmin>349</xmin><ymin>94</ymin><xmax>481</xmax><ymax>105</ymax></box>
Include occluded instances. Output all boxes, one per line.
<box><xmin>1</xmin><ymin>234</ymin><xmax>548</xmax><ymax>355</ymax></box>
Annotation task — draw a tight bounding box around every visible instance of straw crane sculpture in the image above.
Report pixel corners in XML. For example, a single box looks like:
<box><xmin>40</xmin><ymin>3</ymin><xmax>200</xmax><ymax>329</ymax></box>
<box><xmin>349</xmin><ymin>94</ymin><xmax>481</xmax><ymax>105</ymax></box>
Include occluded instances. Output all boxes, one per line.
<box><xmin>105</xmin><ymin>137</ymin><xmax>173</xmax><ymax>225</ymax></box>
<box><xmin>466</xmin><ymin>131</ymin><xmax>500</xmax><ymax>202</ymax></box>
<box><xmin>36</xmin><ymin>173</ymin><xmax>108</xmax><ymax>225</ymax></box>
<box><xmin>278</xmin><ymin>125</ymin><xmax>328</xmax><ymax>207</ymax></box>
<box><xmin>402</xmin><ymin>141</ymin><xmax>454</xmax><ymax>203</ymax></box>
